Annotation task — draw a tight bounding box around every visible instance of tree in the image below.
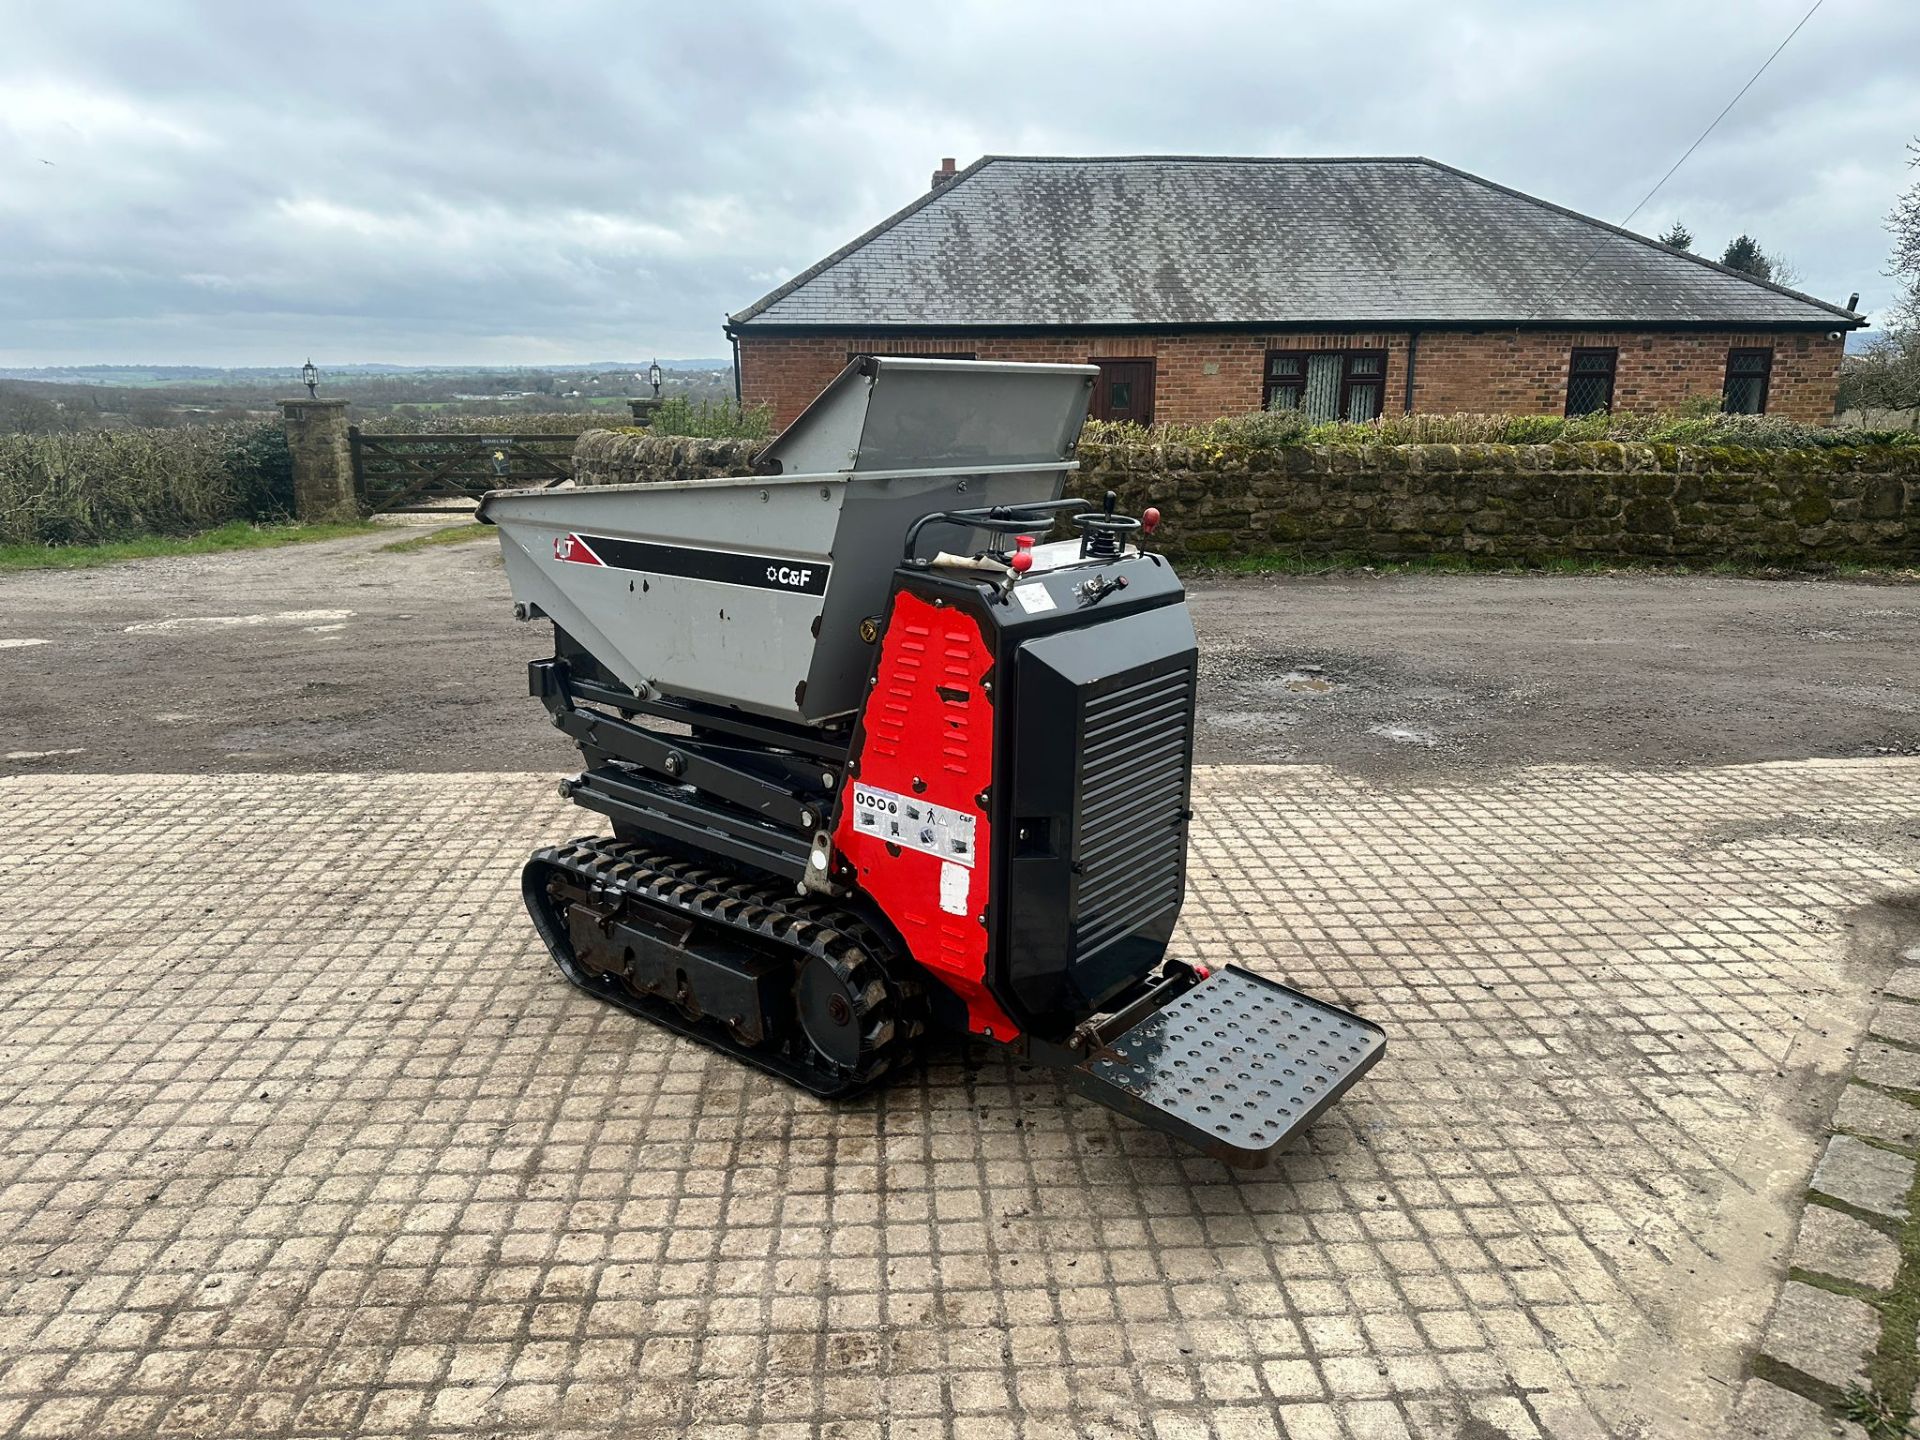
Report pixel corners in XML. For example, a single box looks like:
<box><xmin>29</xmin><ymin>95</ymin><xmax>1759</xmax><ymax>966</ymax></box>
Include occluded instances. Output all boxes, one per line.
<box><xmin>1713</xmin><ymin>234</ymin><xmax>1802</xmax><ymax>288</ymax></box>
<box><xmin>1837</xmin><ymin>139</ymin><xmax>1920</xmax><ymax>412</ymax></box>
<box><xmin>1890</xmin><ymin>139</ymin><xmax>1920</xmax><ymax>327</ymax></box>
<box><xmin>0</xmin><ymin>385</ymin><xmax>76</xmax><ymax>435</ymax></box>
<box><xmin>1838</xmin><ymin>334</ymin><xmax>1920</xmax><ymax>411</ymax></box>
<box><xmin>1721</xmin><ymin>234</ymin><xmax>1773</xmax><ymax>280</ymax></box>
<box><xmin>1657</xmin><ymin>221</ymin><xmax>1693</xmax><ymax>252</ymax></box>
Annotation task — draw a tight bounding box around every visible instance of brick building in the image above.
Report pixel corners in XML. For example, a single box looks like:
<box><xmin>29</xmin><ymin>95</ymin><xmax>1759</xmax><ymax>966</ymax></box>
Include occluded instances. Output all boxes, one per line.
<box><xmin>725</xmin><ymin>156</ymin><xmax>1866</xmax><ymax>428</ymax></box>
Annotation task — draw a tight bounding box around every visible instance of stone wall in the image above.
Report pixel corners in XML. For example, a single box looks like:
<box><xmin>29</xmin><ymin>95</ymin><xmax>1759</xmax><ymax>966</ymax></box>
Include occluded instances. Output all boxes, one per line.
<box><xmin>571</xmin><ymin>427</ymin><xmax>1916</xmax><ymax>565</ymax></box>
<box><xmin>736</xmin><ymin>328</ymin><xmax>1847</xmax><ymax>428</ymax></box>
<box><xmin>572</xmin><ymin>429</ymin><xmax>764</xmax><ymax>487</ymax></box>
<box><xmin>1076</xmin><ymin>438</ymin><xmax>1916</xmax><ymax>565</ymax></box>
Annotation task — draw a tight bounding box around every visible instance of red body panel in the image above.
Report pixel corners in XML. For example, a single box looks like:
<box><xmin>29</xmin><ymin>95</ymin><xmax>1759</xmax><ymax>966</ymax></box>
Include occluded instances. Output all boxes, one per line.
<box><xmin>834</xmin><ymin>590</ymin><xmax>1018</xmax><ymax>1040</ymax></box>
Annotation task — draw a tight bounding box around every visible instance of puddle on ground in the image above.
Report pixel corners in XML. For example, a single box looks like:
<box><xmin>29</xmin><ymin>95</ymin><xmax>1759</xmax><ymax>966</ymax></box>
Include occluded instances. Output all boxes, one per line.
<box><xmin>1369</xmin><ymin>724</ymin><xmax>1438</xmax><ymax>747</ymax></box>
<box><xmin>1281</xmin><ymin>670</ymin><xmax>1339</xmax><ymax>694</ymax></box>
<box><xmin>1206</xmin><ymin>711</ymin><xmax>1304</xmax><ymax>731</ymax></box>
<box><xmin>123</xmin><ymin>609</ymin><xmax>354</xmax><ymax>635</ymax></box>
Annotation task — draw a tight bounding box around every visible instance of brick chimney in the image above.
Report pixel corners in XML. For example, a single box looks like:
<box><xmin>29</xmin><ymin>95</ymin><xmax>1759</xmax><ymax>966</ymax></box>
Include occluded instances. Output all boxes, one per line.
<box><xmin>930</xmin><ymin>157</ymin><xmax>957</xmax><ymax>191</ymax></box>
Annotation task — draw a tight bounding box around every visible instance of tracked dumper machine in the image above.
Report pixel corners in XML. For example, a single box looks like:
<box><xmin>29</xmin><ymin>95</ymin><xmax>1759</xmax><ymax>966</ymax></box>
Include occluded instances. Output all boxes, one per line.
<box><xmin>479</xmin><ymin>357</ymin><xmax>1384</xmax><ymax>1166</ymax></box>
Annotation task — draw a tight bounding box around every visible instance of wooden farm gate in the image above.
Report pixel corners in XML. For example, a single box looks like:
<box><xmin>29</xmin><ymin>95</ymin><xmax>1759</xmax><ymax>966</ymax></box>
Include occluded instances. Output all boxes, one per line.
<box><xmin>348</xmin><ymin>429</ymin><xmax>582</xmax><ymax>512</ymax></box>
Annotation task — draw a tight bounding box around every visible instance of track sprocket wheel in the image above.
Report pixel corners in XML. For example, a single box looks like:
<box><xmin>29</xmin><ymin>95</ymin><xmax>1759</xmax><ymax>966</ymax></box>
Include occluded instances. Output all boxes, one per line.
<box><xmin>796</xmin><ymin>944</ymin><xmax>900</xmax><ymax>1081</ymax></box>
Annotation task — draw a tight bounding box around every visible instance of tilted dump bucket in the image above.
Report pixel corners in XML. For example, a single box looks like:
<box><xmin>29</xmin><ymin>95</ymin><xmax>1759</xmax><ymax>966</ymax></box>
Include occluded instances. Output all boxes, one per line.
<box><xmin>478</xmin><ymin>357</ymin><xmax>1097</xmax><ymax>725</ymax></box>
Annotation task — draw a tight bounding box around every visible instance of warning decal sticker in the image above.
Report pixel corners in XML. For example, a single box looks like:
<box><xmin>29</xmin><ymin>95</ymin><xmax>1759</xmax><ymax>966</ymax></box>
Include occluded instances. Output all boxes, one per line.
<box><xmin>939</xmin><ymin>861</ymin><xmax>970</xmax><ymax>916</ymax></box>
<box><xmin>1012</xmin><ymin>582</ymin><xmax>1057</xmax><ymax>614</ymax></box>
<box><xmin>849</xmin><ymin>782</ymin><xmax>977</xmax><ymax>868</ymax></box>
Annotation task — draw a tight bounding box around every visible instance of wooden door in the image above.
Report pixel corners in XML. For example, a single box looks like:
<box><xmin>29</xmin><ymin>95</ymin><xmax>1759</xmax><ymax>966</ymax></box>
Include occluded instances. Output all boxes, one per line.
<box><xmin>1090</xmin><ymin>359</ymin><xmax>1155</xmax><ymax>425</ymax></box>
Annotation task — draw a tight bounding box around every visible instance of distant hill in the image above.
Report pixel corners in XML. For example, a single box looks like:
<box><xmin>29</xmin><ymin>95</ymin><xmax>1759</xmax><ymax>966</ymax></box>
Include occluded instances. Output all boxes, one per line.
<box><xmin>0</xmin><ymin>361</ymin><xmax>733</xmax><ymax>387</ymax></box>
<box><xmin>0</xmin><ymin>360</ymin><xmax>739</xmax><ymax>431</ymax></box>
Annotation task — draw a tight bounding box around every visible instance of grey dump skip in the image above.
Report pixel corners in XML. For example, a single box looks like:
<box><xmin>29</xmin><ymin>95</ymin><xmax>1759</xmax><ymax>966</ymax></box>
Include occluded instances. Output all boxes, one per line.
<box><xmin>478</xmin><ymin>356</ymin><xmax>1097</xmax><ymax>724</ymax></box>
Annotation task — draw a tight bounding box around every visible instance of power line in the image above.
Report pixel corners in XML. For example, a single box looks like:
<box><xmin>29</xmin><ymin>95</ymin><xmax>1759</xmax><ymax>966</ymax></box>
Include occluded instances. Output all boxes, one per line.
<box><xmin>1535</xmin><ymin>0</ymin><xmax>1824</xmax><ymax>310</ymax></box>
<box><xmin>1618</xmin><ymin>0</ymin><xmax>1823</xmax><ymax>238</ymax></box>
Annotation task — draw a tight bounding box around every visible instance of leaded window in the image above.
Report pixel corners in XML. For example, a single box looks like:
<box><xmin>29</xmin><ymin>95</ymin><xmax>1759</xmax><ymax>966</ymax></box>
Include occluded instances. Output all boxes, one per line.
<box><xmin>1722</xmin><ymin>348</ymin><xmax>1772</xmax><ymax>414</ymax></box>
<box><xmin>1565</xmin><ymin>348</ymin><xmax>1617</xmax><ymax>416</ymax></box>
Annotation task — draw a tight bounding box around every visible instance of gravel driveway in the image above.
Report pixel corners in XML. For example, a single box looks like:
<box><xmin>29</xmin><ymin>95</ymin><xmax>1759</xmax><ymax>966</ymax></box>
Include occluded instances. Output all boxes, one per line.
<box><xmin>0</xmin><ymin>529</ymin><xmax>1914</xmax><ymax>777</ymax></box>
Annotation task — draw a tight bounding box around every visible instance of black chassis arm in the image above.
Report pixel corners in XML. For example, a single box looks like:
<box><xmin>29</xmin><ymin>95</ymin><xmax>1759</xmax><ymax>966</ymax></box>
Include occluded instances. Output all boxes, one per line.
<box><xmin>530</xmin><ymin>658</ymin><xmax>832</xmax><ymax>833</ymax></box>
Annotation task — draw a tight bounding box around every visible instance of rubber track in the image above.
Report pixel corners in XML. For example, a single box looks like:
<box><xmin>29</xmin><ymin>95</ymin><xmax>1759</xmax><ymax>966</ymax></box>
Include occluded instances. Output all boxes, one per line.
<box><xmin>523</xmin><ymin>835</ymin><xmax>923</xmax><ymax>1099</ymax></box>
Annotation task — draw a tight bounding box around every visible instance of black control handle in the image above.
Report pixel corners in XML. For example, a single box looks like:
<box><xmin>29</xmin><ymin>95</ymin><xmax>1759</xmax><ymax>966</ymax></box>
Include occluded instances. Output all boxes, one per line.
<box><xmin>1074</xmin><ymin>489</ymin><xmax>1144</xmax><ymax>558</ymax></box>
<box><xmin>902</xmin><ymin>498</ymin><xmax>1089</xmax><ymax>562</ymax></box>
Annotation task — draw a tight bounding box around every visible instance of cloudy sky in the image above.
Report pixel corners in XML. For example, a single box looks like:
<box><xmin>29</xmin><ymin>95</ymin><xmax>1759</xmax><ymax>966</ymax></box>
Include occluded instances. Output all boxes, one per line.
<box><xmin>3</xmin><ymin>0</ymin><xmax>1917</xmax><ymax>367</ymax></box>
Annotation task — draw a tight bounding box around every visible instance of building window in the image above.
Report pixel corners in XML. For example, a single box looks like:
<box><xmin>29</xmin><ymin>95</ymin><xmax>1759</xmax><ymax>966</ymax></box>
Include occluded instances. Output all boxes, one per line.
<box><xmin>1722</xmin><ymin>348</ymin><xmax>1772</xmax><ymax>414</ymax></box>
<box><xmin>1264</xmin><ymin>350</ymin><xmax>1386</xmax><ymax>422</ymax></box>
<box><xmin>1565</xmin><ymin>348</ymin><xmax>1617</xmax><ymax>416</ymax></box>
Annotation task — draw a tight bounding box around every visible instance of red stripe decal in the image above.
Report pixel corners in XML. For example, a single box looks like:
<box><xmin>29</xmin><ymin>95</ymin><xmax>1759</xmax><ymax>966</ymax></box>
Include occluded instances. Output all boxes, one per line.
<box><xmin>553</xmin><ymin>533</ymin><xmax>605</xmax><ymax>566</ymax></box>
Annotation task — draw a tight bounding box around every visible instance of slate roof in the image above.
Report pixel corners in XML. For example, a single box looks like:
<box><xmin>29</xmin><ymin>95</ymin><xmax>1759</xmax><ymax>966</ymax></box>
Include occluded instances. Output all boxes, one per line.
<box><xmin>729</xmin><ymin>156</ymin><xmax>1862</xmax><ymax>332</ymax></box>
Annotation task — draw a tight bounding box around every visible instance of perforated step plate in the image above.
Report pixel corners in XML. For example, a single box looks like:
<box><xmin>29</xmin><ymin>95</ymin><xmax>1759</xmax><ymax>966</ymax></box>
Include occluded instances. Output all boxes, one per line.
<box><xmin>1070</xmin><ymin>966</ymin><xmax>1386</xmax><ymax>1167</ymax></box>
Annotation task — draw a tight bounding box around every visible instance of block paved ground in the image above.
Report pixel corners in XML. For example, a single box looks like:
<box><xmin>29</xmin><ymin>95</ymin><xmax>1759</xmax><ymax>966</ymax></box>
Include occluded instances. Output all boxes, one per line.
<box><xmin>1</xmin><ymin>762</ymin><xmax>1917</xmax><ymax>1439</ymax></box>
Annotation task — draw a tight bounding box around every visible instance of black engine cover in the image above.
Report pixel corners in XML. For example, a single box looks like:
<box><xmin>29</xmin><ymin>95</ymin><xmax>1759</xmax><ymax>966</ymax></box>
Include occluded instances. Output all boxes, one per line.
<box><xmin>880</xmin><ymin>550</ymin><xmax>1199</xmax><ymax>1037</ymax></box>
<box><xmin>1003</xmin><ymin>600</ymin><xmax>1197</xmax><ymax>1021</ymax></box>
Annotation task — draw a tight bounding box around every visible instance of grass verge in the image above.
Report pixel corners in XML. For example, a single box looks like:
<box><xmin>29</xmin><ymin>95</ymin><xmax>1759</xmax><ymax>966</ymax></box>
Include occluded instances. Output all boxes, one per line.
<box><xmin>378</xmin><ymin>523</ymin><xmax>493</xmax><ymax>554</ymax></box>
<box><xmin>1185</xmin><ymin>548</ymin><xmax>1920</xmax><ymax>581</ymax></box>
<box><xmin>0</xmin><ymin>520</ymin><xmax>378</xmax><ymax>573</ymax></box>
<box><xmin>1769</xmin><ymin>1065</ymin><xmax>1920</xmax><ymax>1436</ymax></box>
<box><xmin>1843</xmin><ymin>1092</ymin><xmax>1920</xmax><ymax>1439</ymax></box>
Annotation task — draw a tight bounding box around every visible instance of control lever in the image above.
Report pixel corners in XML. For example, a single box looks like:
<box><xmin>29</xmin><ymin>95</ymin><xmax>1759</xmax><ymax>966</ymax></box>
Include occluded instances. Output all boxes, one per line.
<box><xmin>1073</xmin><ymin>489</ymin><xmax>1144</xmax><ymax>559</ymax></box>
<box><xmin>1075</xmin><ymin>573</ymin><xmax>1130</xmax><ymax>604</ymax></box>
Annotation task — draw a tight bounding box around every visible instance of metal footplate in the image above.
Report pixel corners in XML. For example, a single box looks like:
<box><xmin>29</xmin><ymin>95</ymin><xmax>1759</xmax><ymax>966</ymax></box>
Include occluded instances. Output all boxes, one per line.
<box><xmin>1068</xmin><ymin>966</ymin><xmax>1386</xmax><ymax>1167</ymax></box>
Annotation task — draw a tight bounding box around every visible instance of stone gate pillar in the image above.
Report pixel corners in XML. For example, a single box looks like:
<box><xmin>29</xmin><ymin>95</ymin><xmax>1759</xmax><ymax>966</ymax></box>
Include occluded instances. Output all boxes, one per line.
<box><xmin>628</xmin><ymin>397</ymin><xmax>661</xmax><ymax>427</ymax></box>
<box><xmin>278</xmin><ymin>398</ymin><xmax>357</xmax><ymax>522</ymax></box>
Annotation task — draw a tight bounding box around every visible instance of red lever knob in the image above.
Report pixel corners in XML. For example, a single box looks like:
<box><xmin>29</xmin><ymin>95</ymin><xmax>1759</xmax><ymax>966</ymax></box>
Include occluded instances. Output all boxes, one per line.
<box><xmin>1142</xmin><ymin>506</ymin><xmax>1161</xmax><ymax>535</ymax></box>
<box><xmin>1009</xmin><ymin>534</ymin><xmax>1034</xmax><ymax>574</ymax></box>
